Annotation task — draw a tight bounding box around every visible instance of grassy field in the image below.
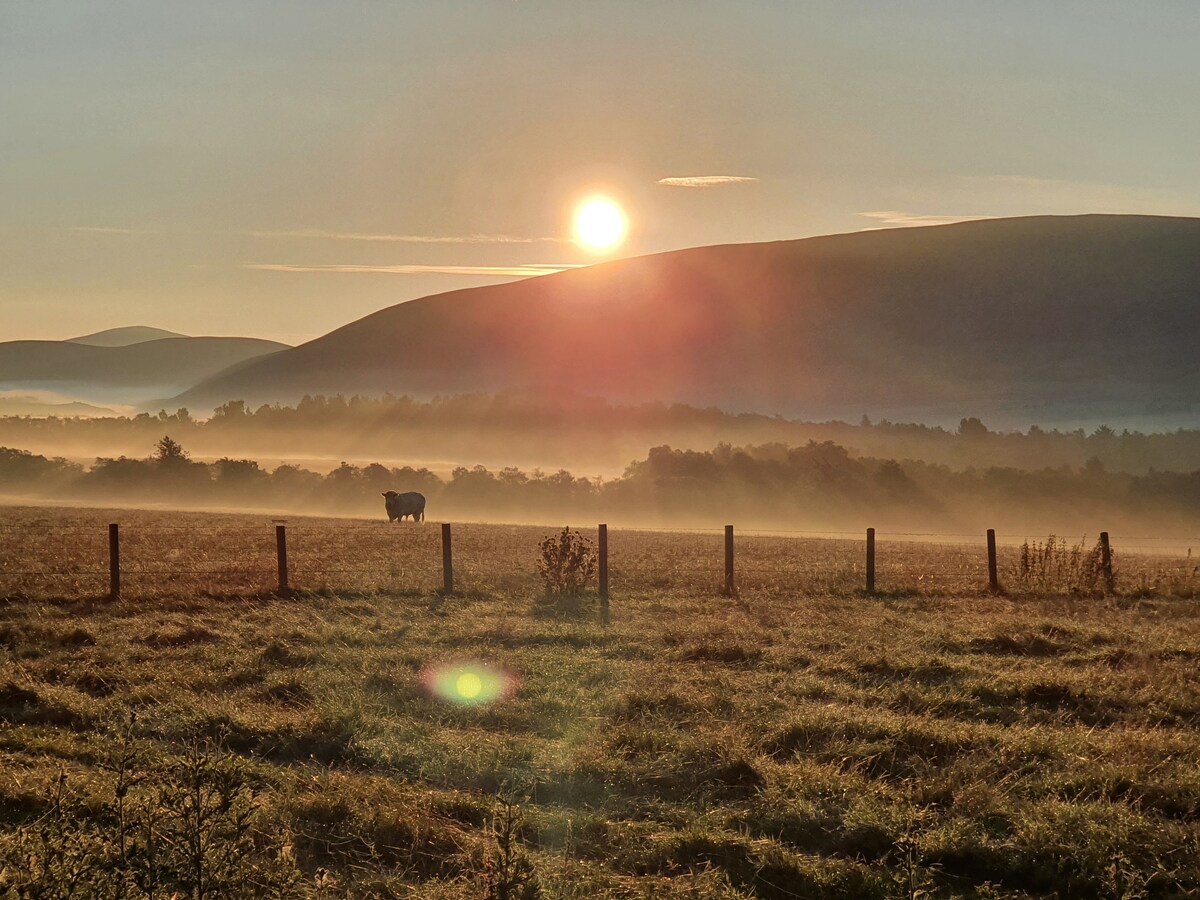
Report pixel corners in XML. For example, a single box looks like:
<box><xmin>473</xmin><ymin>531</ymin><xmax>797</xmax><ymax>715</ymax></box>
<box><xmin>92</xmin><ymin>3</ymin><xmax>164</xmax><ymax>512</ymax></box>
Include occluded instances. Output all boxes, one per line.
<box><xmin>2</xmin><ymin>504</ymin><xmax>1199</xmax><ymax>897</ymax></box>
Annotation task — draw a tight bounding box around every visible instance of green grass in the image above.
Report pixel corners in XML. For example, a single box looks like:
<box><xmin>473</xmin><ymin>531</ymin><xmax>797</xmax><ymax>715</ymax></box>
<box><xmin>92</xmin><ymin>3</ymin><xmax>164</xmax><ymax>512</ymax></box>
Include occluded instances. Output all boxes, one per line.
<box><xmin>1</xmin><ymin>506</ymin><xmax>1199</xmax><ymax>897</ymax></box>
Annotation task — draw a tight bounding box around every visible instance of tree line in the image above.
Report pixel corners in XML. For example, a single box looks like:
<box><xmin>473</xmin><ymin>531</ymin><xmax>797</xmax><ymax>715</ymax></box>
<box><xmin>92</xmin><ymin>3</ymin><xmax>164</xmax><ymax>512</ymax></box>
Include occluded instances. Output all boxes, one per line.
<box><xmin>1</xmin><ymin>393</ymin><xmax>1199</xmax><ymax>475</ymax></box>
<box><xmin>3</xmin><ymin>435</ymin><xmax>1199</xmax><ymax>535</ymax></box>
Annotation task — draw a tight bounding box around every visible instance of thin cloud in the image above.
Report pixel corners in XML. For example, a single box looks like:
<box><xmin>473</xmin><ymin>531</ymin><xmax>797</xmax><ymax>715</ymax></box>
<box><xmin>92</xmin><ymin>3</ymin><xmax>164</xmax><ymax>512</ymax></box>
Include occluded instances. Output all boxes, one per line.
<box><xmin>657</xmin><ymin>175</ymin><xmax>760</xmax><ymax>188</ymax></box>
<box><xmin>243</xmin><ymin>263</ymin><xmax>583</xmax><ymax>277</ymax></box>
<box><xmin>859</xmin><ymin>211</ymin><xmax>997</xmax><ymax>228</ymax></box>
<box><xmin>68</xmin><ymin>226</ymin><xmax>158</xmax><ymax>235</ymax></box>
<box><xmin>66</xmin><ymin>226</ymin><xmax>566</xmax><ymax>243</ymax></box>
<box><xmin>244</xmin><ymin>229</ymin><xmax>562</xmax><ymax>244</ymax></box>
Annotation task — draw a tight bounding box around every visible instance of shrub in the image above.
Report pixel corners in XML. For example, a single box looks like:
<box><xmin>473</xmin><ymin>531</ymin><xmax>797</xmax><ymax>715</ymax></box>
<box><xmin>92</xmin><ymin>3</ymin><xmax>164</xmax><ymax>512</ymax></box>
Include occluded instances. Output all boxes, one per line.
<box><xmin>536</xmin><ymin>528</ymin><xmax>596</xmax><ymax>598</ymax></box>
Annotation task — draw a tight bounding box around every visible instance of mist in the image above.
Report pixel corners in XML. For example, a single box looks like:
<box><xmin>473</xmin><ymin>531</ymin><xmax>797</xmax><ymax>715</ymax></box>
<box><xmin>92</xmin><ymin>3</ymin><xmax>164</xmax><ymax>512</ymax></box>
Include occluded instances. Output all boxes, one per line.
<box><xmin>2</xmin><ymin>415</ymin><xmax>1200</xmax><ymax>542</ymax></box>
<box><xmin>3</xmin><ymin>394</ymin><xmax>1200</xmax><ymax>480</ymax></box>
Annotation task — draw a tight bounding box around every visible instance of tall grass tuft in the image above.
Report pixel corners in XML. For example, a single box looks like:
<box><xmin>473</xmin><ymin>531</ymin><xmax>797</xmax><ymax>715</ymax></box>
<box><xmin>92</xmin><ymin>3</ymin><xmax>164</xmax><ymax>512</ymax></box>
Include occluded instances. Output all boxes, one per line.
<box><xmin>1132</xmin><ymin>548</ymin><xmax>1199</xmax><ymax>599</ymax></box>
<box><xmin>1012</xmin><ymin>535</ymin><xmax>1111</xmax><ymax>595</ymax></box>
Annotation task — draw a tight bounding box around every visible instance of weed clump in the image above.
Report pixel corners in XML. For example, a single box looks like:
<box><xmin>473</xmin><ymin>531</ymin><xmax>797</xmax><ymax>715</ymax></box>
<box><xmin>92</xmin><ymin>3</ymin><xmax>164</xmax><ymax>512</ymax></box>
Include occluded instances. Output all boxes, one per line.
<box><xmin>0</xmin><ymin>733</ymin><xmax>298</xmax><ymax>898</ymax></box>
<box><xmin>1012</xmin><ymin>535</ymin><xmax>1111</xmax><ymax>594</ymax></box>
<box><xmin>483</xmin><ymin>796</ymin><xmax>541</xmax><ymax>900</ymax></box>
<box><xmin>536</xmin><ymin>527</ymin><xmax>596</xmax><ymax>608</ymax></box>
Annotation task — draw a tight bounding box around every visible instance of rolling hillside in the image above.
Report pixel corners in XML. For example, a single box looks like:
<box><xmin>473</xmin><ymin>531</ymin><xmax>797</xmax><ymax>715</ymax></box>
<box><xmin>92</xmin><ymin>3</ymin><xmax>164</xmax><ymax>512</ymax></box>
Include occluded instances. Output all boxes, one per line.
<box><xmin>172</xmin><ymin>215</ymin><xmax>1200</xmax><ymax>425</ymax></box>
<box><xmin>0</xmin><ymin>336</ymin><xmax>289</xmax><ymax>407</ymax></box>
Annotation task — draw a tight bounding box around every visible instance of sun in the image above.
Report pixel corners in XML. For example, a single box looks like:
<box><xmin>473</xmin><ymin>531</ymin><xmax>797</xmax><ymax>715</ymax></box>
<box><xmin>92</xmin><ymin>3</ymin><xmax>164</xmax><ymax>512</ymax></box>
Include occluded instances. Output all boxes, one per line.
<box><xmin>573</xmin><ymin>196</ymin><xmax>627</xmax><ymax>252</ymax></box>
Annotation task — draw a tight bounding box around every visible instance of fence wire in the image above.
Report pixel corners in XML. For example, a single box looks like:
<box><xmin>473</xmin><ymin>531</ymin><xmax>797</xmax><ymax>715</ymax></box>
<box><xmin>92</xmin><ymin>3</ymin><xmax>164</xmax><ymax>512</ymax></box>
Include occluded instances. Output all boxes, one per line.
<box><xmin>1</xmin><ymin>509</ymin><xmax>1196</xmax><ymax>601</ymax></box>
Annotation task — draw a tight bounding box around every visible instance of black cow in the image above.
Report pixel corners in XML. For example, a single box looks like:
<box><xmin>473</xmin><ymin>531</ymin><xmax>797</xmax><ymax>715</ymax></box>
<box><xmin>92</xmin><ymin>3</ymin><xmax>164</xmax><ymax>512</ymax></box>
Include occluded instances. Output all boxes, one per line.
<box><xmin>382</xmin><ymin>490</ymin><xmax>426</xmax><ymax>522</ymax></box>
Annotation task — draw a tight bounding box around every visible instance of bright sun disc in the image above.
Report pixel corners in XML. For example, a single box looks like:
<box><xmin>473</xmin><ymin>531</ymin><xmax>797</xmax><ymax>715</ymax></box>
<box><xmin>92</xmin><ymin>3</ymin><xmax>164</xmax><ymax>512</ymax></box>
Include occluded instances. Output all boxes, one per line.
<box><xmin>573</xmin><ymin>196</ymin><xmax>627</xmax><ymax>252</ymax></box>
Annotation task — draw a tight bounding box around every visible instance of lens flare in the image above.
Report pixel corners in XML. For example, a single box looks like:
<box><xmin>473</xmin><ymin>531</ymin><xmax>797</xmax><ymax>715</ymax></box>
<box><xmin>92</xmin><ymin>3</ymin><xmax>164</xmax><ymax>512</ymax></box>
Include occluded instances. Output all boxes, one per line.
<box><xmin>422</xmin><ymin>661</ymin><xmax>514</xmax><ymax>706</ymax></box>
<box><xmin>456</xmin><ymin>672</ymin><xmax>483</xmax><ymax>699</ymax></box>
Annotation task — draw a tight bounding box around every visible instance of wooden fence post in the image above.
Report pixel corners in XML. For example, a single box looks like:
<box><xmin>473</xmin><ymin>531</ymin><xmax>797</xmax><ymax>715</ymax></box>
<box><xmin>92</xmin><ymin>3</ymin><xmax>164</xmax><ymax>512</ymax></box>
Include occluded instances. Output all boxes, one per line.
<box><xmin>724</xmin><ymin>525</ymin><xmax>735</xmax><ymax>595</ymax></box>
<box><xmin>275</xmin><ymin>524</ymin><xmax>289</xmax><ymax>595</ymax></box>
<box><xmin>598</xmin><ymin>523</ymin><xmax>609</xmax><ymax>608</ymax></box>
<box><xmin>441</xmin><ymin>523</ymin><xmax>454</xmax><ymax>594</ymax></box>
<box><xmin>1099</xmin><ymin>531</ymin><xmax>1114</xmax><ymax>594</ymax></box>
<box><xmin>866</xmin><ymin>527</ymin><xmax>875</xmax><ymax>594</ymax></box>
<box><xmin>987</xmin><ymin>528</ymin><xmax>999</xmax><ymax>592</ymax></box>
<box><xmin>108</xmin><ymin>523</ymin><xmax>120</xmax><ymax>600</ymax></box>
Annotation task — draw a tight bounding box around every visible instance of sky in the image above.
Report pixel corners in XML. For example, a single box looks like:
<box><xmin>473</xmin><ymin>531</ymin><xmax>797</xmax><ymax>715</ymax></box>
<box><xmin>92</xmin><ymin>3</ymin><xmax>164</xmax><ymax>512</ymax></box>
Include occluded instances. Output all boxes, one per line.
<box><xmin>2</xmin><ymin>1</ymin><xmax>1199</xmax><ymax>345</ymax></box>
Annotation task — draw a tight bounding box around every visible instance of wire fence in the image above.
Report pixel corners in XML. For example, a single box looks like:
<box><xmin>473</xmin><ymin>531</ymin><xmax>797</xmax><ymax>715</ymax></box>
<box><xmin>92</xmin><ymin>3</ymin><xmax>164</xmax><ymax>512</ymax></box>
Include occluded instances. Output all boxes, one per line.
<box><xmin>1</xmin><ymin>507</ymin><xmax>1197</xmax><ymax>602</ymax></box>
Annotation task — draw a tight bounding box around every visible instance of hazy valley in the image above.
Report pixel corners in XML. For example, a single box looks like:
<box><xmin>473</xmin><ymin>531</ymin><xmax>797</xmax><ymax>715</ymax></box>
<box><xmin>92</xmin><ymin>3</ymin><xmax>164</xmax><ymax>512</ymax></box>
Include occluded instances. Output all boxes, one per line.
<box><xmin>5</xmin><ymin>216</ymin><xmax>1200</xmax><ymax>899</ymax></box>
<box><xmin>0</xmin><ymin>327</ymin><xmax>288</xmax><ymax>410</ymax></box>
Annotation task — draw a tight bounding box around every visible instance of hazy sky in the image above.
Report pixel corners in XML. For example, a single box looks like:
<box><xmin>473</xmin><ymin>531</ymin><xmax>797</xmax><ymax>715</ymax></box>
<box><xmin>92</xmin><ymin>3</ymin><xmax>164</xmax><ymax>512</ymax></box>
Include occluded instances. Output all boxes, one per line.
<box><xmin>3</xmin><ymin>1</ymin><xmax>1199</xmax><ymax>344</ymax></box>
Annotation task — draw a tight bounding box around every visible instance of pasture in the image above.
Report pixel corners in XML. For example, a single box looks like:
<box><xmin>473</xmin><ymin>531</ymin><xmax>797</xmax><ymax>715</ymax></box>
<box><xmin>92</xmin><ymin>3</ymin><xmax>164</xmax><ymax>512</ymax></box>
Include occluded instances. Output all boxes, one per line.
<box><xmin>1</xmin><ymin>504</ymin><xmax>1199</xmax><ymax>898</ymax></box>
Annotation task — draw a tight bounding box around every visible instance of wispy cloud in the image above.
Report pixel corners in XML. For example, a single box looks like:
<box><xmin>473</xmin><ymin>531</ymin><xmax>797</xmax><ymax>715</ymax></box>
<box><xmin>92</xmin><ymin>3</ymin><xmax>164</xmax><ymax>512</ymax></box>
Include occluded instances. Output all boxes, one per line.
<box><xmin>243</xmin><ymin>229</ymin><xmax>561</xmax><ymax>244</ymax></box>
<box><xmin>656</xmin><ymin>175</ymin><xmax>760</xmax><ymax>188</ymax></box>
<box><xmin>859</xmin><ymin>211</ymin><xmax>997</xmax><ymax>228</ymax></box>
<box><xmin>66</xmin><ymin>225</ymin><xmax>565</xmax><ymax>243</ymax></box>
<box><xmin>68</xmin><ymin>226</ymin><xmax>158</xmax><ymax>235</ymax></box>
<box><xmin>243</xmin><ymin>263</ymin><xmax>582</xmax><ymax>277</ymax></box>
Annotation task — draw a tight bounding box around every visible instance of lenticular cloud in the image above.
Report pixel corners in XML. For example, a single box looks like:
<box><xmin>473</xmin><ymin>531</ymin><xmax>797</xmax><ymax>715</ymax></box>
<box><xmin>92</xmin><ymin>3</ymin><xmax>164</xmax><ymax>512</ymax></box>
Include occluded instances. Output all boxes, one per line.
<box><xmin>656</xmin><ymin>175</ymin><xmax>760</xmax><ymax>188</ymax></box>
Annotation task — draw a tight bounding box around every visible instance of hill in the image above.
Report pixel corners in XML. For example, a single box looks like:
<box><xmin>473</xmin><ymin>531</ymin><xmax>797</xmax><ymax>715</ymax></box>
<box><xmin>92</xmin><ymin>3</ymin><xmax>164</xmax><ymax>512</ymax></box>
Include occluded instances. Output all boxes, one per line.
<box><xmin>0</xmin><ymin>392</ymin><xmax>119</xmax><ymax>417</ymax></box>
<box><xmin>172</xmin><ymin>215</ymin><xmax>1200</xmax><ymax>426</ymax></box>
<box><xmin>0</xmin><ymin>336</ymin><xmax>290</xmax><ymax>407</ymax></box>
<box><xmin>67</xmin><ymin>325</ymin><xmax>188</xmax><ymax>346</ymax></box>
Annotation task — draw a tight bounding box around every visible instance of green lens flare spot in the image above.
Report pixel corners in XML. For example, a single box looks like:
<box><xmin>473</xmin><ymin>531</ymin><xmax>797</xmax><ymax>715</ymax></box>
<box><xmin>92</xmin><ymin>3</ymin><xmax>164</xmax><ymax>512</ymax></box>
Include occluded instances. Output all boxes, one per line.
<box><xmin>456</xmin><ymin>672</ymin><xmax>483</xmax><ymax>700</ymax></box>
<box><xmin>423</xmin><ymin>661</ymin><xmax>513</xmax><ymax>706</ymax></box>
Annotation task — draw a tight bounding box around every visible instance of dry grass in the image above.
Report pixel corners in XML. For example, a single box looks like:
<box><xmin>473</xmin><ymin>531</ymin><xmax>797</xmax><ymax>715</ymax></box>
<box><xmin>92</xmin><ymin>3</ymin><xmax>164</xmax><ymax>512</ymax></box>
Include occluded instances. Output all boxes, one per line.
<box><xmin>3</xmin><ymin>505</ymin><xmax>1196</xmax><ymax>603</ymax></box>
<box><xmin>2</xmin><ymin>504</ymin><xmax>1199</xmax><ymax>897</ymax></box>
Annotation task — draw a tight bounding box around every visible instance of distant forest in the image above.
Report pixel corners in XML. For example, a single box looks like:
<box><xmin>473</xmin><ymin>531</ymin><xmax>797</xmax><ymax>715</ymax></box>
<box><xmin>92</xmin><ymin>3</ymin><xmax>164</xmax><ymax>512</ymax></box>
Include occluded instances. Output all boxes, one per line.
<box><xmin>1</xmin><ymin>393</ymin><xmax>1200</xmax><ymax>476</ymax></box>
<box><xmin>4</xmin><ymin>432</ymin><xmax>1200</xmax><ymax>536</ymax></box>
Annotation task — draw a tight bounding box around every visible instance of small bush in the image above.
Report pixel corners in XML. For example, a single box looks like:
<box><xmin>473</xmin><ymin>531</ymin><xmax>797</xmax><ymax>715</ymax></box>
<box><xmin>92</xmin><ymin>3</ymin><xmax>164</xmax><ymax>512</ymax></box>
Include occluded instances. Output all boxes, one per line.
<box><xmin>536</xmin><ymin>528</ymin><xmax>596</xmax><ymax>598</ymax></box>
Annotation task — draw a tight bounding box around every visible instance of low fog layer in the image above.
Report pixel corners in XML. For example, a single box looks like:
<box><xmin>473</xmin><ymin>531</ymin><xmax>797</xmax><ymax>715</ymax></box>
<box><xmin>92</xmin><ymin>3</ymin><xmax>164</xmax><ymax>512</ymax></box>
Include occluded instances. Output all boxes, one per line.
<box><xmin>0</xmin><ymin>336</ymin><xmax>288</xmax><ymax>406</ymax></box>
<box><xmin>4</xmin><ymin>431</ymin><xmax>1200</xmax><ymax>539</ymax></box>
<box><xmin>2</xmin><ymin>394</ymin><xmax>1199</xmax><ymax>479</ymax></box>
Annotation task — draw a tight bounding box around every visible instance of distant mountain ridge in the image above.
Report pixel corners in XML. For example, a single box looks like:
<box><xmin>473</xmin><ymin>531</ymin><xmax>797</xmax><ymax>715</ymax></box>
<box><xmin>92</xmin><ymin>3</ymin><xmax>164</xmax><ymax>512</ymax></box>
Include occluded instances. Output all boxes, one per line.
<box><xmin>0</xmin><ymin>336</ymin><xmax>290</xmax><ymax>407</ymax></box>
<box><xmin>170</xmin><ymin>215</ymin><xmax>1200</xmax><ymax>427</ymax></box>
<box><xmin>0</xmin><ymin>393</ymin><xmax>119</xmax><ymax>418</ymax></box>
<box><xmin>67</xmin><ymin>326</ymin><xmax>188</xmax><ymax>346</ymax></box>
